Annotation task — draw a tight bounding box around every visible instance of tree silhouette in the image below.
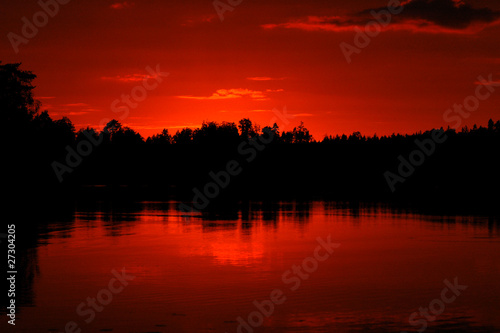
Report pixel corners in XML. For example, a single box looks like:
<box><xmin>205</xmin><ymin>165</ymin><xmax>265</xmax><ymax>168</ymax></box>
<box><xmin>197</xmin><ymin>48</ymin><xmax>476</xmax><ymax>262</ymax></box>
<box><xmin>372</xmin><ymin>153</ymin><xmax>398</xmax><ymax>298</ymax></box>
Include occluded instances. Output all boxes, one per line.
<box><xmin>113</xmin><ymin>127</ymin><xmax>143</xmax><ymax>145</ymax></box>
<box><xmin>488</xmin><ymin>119</ymin><xmax>494</xmax><ymax>131</ymax></box>
<box><xmin>54</xmin><ymin>117</ymin><xmax>76</xmax><ymax>143</ymax></box>
<box><xmin>173</xmin><ymin>128</ymin><xmax>194</xmax><ymax>144</ymax></box>
<box><xmin>76</xmin><ymin>127</ymin><xmax>100</xmax><ymax>142</ymax></box>
<box><xmin>1</xmin><ymin>62</ymin><xmax>78</xmax><ymax>148</ymax></box>
<box><xmin>238</xmin><ymin>118</ymin><xmax>259</xmax><ymax>139</ymax></box>
<box><xmin>3</xmin><ymin>61</ymin><xmax>500</xmax><ymax>204</ymax></box>
<box><xmin>348</xmin><ymin>131</ymin><xmax>363</xmax><ymax>143</ymax></box>
<box><xmin>0</xmin><ymin>62</ymin><xmax>38</xmax><ymax>127</ymax></box>
<box><xmin>147</xmin><ymin>129</ymin><xmax>172</xmax><ymax>144</ymax></box>
<box><xmin>103</xmin><ymin>119</ymin><xmax>122</xmax><ymax>141</ymax></box>
<box><xmin>262</xmin><ymin>123</ymin><xmax>280</xmax><ymax>142</ymax></box>
<box><xmin>101</xmin><ymin>120</ymin><xmax>143</xmax><ymax>144</ymax></box>
<box><xmin>292</xmin><ymin>121</ymin><xmax>312</xmax><ymax>143</ymax></box>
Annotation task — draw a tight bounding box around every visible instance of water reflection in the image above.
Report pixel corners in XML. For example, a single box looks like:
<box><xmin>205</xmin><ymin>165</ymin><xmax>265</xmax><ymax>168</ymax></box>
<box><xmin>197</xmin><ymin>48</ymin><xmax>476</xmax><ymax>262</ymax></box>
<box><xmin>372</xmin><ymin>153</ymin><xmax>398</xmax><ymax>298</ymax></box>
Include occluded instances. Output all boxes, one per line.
<box><xmin>6</xmin><ymin>201</ymin><xmax>500</xmax><ymax>333</ymax></box>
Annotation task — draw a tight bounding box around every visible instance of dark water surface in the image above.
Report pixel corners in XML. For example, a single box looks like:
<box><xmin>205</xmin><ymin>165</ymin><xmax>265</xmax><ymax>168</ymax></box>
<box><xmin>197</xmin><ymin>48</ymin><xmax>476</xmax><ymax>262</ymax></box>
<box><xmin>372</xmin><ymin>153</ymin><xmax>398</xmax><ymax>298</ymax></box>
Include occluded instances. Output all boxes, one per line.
<box><xmin>6</xmin><ymin>201</ymin><xmax>500</xmax><ymax>332</ymax></box>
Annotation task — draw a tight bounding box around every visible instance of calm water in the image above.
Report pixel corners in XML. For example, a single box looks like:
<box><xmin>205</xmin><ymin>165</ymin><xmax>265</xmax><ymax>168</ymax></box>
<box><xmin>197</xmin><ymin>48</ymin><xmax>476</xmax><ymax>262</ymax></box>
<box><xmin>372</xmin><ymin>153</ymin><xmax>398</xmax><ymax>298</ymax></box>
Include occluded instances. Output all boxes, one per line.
<box><xmin>7</xmin><ymin>201</ymin><xmax>500</xmax><ymax>333</ymax></box>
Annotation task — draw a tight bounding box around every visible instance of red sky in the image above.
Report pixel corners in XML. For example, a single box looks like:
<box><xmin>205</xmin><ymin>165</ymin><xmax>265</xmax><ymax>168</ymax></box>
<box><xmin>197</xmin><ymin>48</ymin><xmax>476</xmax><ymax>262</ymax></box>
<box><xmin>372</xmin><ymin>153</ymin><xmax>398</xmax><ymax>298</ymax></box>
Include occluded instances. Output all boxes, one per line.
<box><xmin>2</xmin><ymin>0</ymin><xmax>500</xmax><ymax>139</ymax></box>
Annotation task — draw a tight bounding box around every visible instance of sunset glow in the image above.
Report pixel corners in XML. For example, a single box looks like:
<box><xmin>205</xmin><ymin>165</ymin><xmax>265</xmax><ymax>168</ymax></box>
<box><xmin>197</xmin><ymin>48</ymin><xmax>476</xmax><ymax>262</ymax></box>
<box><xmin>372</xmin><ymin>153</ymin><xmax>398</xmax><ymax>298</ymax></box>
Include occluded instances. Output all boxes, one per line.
<box><xmin>2</xmin><ymin>0</ymin><xmax>500</xmax><ymax>139</ymax></box>
<box><xmin>4</xmin><ymin>2</ymin><xmax>500</xmax><ymax>332</ymax></box>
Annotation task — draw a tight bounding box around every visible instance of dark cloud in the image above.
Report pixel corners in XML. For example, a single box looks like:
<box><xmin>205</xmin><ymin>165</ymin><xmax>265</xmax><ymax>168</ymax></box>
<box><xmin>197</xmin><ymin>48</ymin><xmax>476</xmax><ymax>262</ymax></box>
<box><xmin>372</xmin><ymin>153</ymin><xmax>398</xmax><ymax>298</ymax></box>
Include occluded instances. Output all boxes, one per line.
<box><xmin>367</xmin><ymin>0</ymin><xmax>500</xmax><ymax>30</ymax></box>
<box><xmin>263</xmin><ymin>0</ymin><xmax>500</xmax><ymax>34</ymax></box>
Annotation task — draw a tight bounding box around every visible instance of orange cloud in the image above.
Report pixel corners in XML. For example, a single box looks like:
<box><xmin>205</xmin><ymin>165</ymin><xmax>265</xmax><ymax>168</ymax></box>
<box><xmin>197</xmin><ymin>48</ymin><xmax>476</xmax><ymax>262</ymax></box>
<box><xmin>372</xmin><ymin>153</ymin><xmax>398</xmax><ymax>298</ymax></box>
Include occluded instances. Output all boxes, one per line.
<box><xmin>177</xmin><ymin>88</ymin><xmax>269</xmax><ymax>101</ymax></box>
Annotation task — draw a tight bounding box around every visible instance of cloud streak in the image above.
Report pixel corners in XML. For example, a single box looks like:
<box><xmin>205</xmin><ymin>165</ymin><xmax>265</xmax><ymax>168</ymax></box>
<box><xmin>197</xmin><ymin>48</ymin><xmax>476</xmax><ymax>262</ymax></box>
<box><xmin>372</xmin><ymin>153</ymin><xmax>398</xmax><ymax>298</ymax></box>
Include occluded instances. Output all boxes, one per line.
<box><xmin>101</xmin><ymin>73</ymin><xmax>156</xmax><ymax>82</ymax></box>
<box><xmin>177</xmin><ymin>88</ymin><xmax>270</xmax><ymax>101</ymax></box>
<box><xmin>246</xmin><ymin>77</ymin><xmax>285</xmax><ymax>81</ymax></box>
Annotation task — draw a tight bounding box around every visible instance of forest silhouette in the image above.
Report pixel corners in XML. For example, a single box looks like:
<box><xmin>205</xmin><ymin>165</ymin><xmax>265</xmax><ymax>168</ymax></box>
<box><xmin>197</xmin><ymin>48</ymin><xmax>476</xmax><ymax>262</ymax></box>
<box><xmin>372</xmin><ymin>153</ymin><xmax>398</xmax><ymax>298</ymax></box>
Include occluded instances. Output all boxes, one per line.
<box><xmin>3</xmin><ymin>62</ymin><xmax>500</xmax><ymax>209</ymax></box>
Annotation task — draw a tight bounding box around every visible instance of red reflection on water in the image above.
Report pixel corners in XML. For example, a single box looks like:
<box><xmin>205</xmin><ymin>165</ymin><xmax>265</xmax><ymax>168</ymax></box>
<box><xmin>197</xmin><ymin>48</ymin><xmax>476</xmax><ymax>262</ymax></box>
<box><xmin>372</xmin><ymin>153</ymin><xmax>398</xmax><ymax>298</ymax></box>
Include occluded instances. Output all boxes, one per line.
<box><xmin>11</xmin><ymin>202</ymin><xmax>500</xmax><ymax>333</ymax></box>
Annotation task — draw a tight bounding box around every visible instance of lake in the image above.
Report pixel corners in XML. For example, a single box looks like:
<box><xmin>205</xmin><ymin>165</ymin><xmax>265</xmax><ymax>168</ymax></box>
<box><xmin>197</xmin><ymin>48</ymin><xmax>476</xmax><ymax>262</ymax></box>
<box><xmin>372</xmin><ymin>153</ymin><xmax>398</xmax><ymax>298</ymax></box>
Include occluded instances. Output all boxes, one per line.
<box><xmin>7</xmin><ymin>201</ymin><xmax>500</xmax><ymax>332</ymax></box>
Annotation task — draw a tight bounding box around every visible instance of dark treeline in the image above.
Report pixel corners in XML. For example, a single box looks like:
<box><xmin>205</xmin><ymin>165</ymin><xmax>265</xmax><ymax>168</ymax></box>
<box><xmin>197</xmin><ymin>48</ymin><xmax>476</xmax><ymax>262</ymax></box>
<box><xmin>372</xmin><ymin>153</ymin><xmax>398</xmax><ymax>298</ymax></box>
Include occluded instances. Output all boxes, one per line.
<box><xmin>3</xmin><ymin>62</ymin><xmax>500</xmax><ymax>210</ymax></box>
